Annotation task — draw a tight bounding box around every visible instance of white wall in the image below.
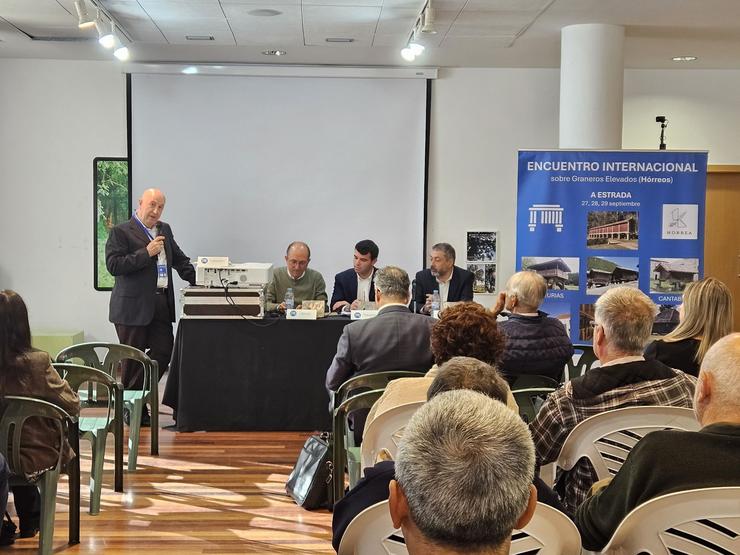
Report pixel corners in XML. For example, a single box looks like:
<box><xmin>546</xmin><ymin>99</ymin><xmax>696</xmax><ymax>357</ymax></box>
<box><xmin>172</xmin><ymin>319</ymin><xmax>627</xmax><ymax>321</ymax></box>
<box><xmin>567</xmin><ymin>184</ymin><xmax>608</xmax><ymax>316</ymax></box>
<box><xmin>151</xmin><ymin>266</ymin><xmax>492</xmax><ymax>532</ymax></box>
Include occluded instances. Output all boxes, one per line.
<box><xmin>428</xmin><ymin>68</ymin><xmax>561</xmax><ymax>305</ymax></box>
<box><xmin>623</xmin><ymin>69</ymin><xmax>740</xmax><ymax>164</ymax></box>
<box><xmin>0</xmin><ymin>59</ymin><xmax>126</xmax><ymax>341</ymax></box>
<box><xmin>1</xmin><ymin>61</ymin><xmax>738</xmax><ymax>337</ymax></box>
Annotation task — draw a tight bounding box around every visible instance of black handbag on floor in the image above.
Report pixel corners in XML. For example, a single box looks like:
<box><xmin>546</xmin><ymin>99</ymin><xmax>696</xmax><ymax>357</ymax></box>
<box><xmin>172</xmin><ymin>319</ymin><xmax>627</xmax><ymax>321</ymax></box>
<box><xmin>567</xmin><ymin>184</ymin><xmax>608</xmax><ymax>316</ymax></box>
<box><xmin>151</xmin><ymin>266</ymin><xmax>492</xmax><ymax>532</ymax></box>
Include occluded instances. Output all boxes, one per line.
<box><xmin>286</xmin><ymin>432</ymin><xmax>334</xmax><ymax>510</ymax></box>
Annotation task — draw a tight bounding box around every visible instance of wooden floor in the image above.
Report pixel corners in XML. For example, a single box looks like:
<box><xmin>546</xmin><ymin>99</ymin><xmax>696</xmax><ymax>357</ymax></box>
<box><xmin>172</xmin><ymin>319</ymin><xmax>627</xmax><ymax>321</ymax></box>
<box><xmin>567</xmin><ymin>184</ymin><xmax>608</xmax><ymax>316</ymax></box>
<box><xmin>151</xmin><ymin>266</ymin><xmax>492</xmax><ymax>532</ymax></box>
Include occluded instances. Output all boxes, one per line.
<box><xmin>6</xmin><ymin>407</ymin><xmax>335</xmax><ymax>553</ymax></box>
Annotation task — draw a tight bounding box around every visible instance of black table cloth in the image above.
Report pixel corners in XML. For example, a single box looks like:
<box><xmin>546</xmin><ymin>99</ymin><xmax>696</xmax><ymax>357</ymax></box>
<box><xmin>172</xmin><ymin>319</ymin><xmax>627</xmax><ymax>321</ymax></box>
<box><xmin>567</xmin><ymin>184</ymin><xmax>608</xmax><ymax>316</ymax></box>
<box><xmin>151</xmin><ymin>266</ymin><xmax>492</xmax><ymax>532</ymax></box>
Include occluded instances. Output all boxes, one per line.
<box><xmin>163</xmin><ymin>317</ymin><xmax>350</xmax><ymax>431</ymax></box>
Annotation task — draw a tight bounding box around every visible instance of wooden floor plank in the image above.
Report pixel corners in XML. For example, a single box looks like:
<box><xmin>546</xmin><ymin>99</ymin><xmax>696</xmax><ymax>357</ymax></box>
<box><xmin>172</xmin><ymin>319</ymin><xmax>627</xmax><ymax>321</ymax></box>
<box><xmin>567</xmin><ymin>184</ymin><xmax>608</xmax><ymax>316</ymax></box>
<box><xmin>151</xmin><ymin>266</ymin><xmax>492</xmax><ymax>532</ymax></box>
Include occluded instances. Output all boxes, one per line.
<box><xmin>6</xmin><ymin>407</ymin><xmax>334</xmax><ymax>553</ymax></box>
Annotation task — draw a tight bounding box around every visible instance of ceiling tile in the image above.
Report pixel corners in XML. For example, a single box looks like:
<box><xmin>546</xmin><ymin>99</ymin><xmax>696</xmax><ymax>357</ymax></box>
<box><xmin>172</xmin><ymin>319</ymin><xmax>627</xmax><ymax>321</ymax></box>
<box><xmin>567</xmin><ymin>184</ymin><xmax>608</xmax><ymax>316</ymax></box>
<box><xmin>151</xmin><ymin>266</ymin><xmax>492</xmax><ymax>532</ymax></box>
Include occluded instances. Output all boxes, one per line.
<box><xmin>374</xmin><ymin>7</ymin><xmax>418</xmax><ymax>46</ymax></box>
<box><xmin>448</xmin><ymin>11</ymin><xmax>536</xmax><ymax>37</ymax></box>
<box><xmin>222</xmin><ymin>3</ymin><xmax>303</xmax><ymax>46</ymax></box>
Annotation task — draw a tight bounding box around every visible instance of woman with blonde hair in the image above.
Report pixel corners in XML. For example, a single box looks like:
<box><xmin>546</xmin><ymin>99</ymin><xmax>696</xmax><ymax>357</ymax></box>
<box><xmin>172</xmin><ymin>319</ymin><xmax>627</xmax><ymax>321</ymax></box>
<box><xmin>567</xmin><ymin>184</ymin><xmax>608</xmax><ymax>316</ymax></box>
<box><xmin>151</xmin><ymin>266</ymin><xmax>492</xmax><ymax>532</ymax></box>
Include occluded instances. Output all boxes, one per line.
<box><xmin>644</xmin><ymin>277</ymin><xmax>734</xmax><ymax>376</ymax></box>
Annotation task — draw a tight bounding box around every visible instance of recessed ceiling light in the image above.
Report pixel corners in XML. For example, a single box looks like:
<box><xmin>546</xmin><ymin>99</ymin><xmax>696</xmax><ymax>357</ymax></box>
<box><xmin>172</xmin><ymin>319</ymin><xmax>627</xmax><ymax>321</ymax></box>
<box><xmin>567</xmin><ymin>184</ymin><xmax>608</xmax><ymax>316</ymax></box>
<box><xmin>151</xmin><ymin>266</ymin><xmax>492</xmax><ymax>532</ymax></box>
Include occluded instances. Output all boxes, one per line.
<box><xmin>672</xmin><ymin>56</ymin><xmax>697</xmax><ymax>62</ymax></box>
<box><xmin>326</xmin><ymin>38</ymin><xmax>355</xmax><ymax>43</ymax></box>
<box><xmin>262</xmin><ymin>49</ymin><xmax>286</xmax><ymax>56</ymax></box>
<box><xmin>248</xmin><ymin>9</ymin><xmax>282</xmax><ymax>16</ymax></box>
<box><xmin>182</xmin><ymin>66</ymin><xmax>198</xmax><ymax>74</ymax></box>
<box><xmin>186</xmin><ymin>35</ymin><xmax>214</xmax><ymax>41</ymax></box>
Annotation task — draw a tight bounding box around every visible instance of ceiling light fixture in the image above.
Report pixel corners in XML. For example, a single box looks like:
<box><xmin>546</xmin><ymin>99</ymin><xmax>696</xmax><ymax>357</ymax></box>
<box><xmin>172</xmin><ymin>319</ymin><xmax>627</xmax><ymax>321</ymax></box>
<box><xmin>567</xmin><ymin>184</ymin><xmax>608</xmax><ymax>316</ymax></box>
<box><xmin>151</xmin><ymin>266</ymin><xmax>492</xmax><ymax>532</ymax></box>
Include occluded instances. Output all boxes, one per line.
<box><xmin>248</xmin><ymin>9</ymin><xmax>282</xmax><ymax>17</ymax></box>
<box><xmin>420</xmin><ymin>1</ymin><xmax>437</xmax><ymax>34</ymax></box>
<box><xmin>672</xmin><ymin>56</ymin><xmax>697</xmax><ymax>62</ymax></box>
<box><xmin>186</xmin><ymin>35</ymin><xmax>215</xmax><ymax>41</ymax></box>
<box><xmin>74</xmin><ymin>0</ymin><xmax>96</xmax><ymax>29</ymax></box>
<box><xmin>400</xmin><ymin>10</ymin><xmax>427</xmax><ymax>62</ymax></box>
<box><xmin>97</xmin><ymin>20</ymin><xmax>116</xmax><ymax>49</ymax></box>
<box><xmin>182</xmin><ymin>66</ymin><xmax>199</xmax><ymax>75</ymax></box>
<box><xmin>326</xmin><ymin>38</ymin><xmax>355</xmax><ymax>43</ymax></box>
<box><xmin>262</xmin><ymin>49</ymin><xmax>286</xmax><ymax>56</ymax></box>
<box><xmin>114</xmin><ymin>38</ymin><xmax>130</xmax><ymax>61</ymax></box>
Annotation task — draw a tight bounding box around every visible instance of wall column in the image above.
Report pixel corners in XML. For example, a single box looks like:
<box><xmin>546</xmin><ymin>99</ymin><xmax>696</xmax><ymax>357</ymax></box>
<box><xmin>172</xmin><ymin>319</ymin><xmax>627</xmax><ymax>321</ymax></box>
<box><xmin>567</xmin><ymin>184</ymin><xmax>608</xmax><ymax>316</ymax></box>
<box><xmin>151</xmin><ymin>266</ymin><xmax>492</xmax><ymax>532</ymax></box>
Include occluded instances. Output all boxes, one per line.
<box><xmin>559</xmin><ymin>24</ymin><xmax>625</xmax><ymax>149</ymax></box>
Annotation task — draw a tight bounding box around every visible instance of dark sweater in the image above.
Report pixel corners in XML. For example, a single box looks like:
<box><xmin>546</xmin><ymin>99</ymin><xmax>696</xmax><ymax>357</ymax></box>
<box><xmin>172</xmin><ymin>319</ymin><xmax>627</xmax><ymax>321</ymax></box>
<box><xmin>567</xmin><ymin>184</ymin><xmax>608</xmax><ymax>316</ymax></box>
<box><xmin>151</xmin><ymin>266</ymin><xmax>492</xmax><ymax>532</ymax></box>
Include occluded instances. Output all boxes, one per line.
<box><xmin>575</xmin><ymin>423</ymin><xmax>740</xmax><ymax>551</ymax></box>
<box><xmin>644</xmin><ymin>337</ymin><xmax>701</xmax><ymax>376</ymax></box>
<box><xmin>498</xmin><ymin>311</ymin><xmax>574</xmax><ymax>383</ymax></box>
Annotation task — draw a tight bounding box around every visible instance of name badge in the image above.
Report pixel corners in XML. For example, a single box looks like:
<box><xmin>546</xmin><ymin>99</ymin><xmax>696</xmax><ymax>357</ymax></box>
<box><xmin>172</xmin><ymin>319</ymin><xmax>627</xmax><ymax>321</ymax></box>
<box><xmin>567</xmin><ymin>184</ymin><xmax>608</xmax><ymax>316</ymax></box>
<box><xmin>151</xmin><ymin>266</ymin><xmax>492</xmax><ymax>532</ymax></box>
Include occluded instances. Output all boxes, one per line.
<box><xmin>158</xmin><ymin>264</ymin><xmax>167</xmax><ymax>278</ymax></box>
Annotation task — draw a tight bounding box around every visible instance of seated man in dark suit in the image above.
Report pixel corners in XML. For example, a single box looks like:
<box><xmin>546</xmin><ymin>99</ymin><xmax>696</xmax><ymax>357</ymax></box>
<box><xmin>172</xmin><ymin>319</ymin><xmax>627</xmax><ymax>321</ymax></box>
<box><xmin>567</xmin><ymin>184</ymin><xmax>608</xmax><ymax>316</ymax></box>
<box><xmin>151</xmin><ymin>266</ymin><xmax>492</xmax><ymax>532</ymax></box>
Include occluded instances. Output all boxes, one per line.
<box><xmin>325</xmin><ymin>266</ymin><xmax>434</xmax><ymax>391</ymax></box>
<box><xmin>576</xmin><ymin>332</ymin><xmax>740</xmax><ymax>551</ymax></box>
<box><xmin>330</xmin><ymin>239</ymin><xmax>379</xmax><ymax>313</ymax></box>
<box><xmin>412</xmin><ymin>243</ymin><xmax>474</xmax><ymax>314</ymax></box>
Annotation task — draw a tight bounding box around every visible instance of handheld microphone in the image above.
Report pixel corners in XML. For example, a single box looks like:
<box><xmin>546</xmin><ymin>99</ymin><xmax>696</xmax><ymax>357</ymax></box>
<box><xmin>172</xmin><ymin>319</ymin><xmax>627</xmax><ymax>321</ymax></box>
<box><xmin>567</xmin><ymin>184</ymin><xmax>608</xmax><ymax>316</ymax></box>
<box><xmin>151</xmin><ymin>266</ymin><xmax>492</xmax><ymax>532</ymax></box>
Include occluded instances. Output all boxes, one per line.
<box><xmin>412</xmin><ymin>279</ymin><xmax>417</xmax><ymax>313</ymax></box>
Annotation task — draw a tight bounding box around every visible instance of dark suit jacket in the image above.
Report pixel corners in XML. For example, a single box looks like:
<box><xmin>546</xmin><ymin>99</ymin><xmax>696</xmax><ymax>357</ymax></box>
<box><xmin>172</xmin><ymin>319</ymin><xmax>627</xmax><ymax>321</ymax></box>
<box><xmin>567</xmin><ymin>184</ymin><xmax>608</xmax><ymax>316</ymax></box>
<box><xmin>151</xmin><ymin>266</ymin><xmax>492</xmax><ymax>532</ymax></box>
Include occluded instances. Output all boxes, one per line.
<box><xmin>106</xmin><ymin>217</ymin><xmax>196</xmax><ymax>326</ymax></box>
<box><xmin>330</xmin><ymin>268</ymin><xmax>377</xmax><ymax>311</ymax></box>
<box><xmin>412</xmin><ymin>265</ymin><xmax>474</xmax><ymax>312</ymax></box>
<box><xmin>325</xmin><ymin>305</ymin><xmax>434</xmax><ymax>391</ymax></box>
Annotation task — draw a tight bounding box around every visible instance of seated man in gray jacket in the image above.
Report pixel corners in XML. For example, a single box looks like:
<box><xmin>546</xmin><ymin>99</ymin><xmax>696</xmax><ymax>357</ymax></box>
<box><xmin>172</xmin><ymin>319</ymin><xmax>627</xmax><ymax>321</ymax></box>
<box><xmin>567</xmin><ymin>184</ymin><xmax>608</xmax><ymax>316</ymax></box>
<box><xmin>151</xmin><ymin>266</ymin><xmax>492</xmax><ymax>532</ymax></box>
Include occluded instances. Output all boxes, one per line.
<box><xmin>325</xmin><ymin>265</ymin><xmax>434</xmax><ymax>391</ymax></box>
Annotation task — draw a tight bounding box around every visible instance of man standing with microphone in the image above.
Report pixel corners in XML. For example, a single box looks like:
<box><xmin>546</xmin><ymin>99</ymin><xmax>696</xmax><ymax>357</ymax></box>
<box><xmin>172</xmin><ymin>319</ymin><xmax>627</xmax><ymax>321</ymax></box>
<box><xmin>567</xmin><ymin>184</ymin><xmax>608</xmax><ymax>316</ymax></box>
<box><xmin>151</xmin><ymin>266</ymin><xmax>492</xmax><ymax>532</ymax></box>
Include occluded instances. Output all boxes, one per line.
<box><xmin>106</xmin><ymin>188</ymin><xmax>195</xmax><ymax>426</ymax></box>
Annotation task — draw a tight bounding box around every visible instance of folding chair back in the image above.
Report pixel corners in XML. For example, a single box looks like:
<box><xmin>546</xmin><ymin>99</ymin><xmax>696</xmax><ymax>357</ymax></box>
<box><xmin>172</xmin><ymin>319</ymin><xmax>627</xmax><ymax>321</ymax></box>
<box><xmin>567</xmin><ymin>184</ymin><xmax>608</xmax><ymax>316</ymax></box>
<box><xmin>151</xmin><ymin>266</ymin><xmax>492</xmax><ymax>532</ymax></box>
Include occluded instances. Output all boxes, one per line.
<box><xmin>601</xmin><ymin>487</ymin><xmax>740</xmax><ymax>554</ymax></box>
<box><xmin>360</xmin><ymin>400</ymin><xmax>424</xmax><ymax>469</ymax></box>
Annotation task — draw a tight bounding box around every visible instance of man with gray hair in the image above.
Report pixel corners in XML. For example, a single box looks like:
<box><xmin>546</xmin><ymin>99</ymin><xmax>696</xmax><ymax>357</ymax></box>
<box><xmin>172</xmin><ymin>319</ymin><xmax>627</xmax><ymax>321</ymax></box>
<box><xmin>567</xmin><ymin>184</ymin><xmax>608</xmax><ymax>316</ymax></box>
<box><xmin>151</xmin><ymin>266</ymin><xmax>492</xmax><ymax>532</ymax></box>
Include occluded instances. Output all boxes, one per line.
<box><xmin>530</xmin><ymin>286</ymin><xmax>696</xmax><ymax>514</ymax></box>
<box><xmin>325</xmin><ymin>266</ymin><xmax>434</xmax><ymax>391</ymax></box>
<box><xmin>413</xmin><ymin>243</ymin><xmax>474</xmax><ymax>314</ymax></box>
<box><xmin>389</xmin><ymin>389</ymin><xmax>537</xmax><ymax>554</ymax></box>
<box><xmin>576</xmin><ymin>332</ymin><xmax>740</xmax><ymax>550</ymax></box>
<box><xmin>491</xmin><ymin>270</ymin><xmax>573</xmax><ymax>383</ymax></box>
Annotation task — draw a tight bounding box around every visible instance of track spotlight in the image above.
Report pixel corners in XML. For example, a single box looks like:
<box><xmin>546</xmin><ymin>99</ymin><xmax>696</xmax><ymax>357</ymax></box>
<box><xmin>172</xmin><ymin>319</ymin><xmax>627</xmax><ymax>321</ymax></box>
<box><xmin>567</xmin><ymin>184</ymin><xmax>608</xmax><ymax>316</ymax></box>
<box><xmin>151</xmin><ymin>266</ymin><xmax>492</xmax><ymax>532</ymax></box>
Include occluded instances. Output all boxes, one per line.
<box><xmin>408</xmin><ymin>41</ymin><xmax>424</xmax><ymax>56</ymax></box>
<box><xmin>74</xmin><ymin>0</ymin><xmax>95</xmax><ymax>29</ymax></box>
<box><xmin>97</xmin><ymin>20</ymin><xmax>117</xmax><ymax>49</ymax></box>
<box><xmin>421</xmin><ymin>4</ymin><xmax>437</xmax><ymax>34</ymax></box>
<box><xmin>114</xmin><ymin>39</ymin><xmax>130</xmax><ymax>61</ymax></box>
<box><xmin>400</xmin><ymin>47</ymin><xmax>416</xmax><ymax>62</ymax></box>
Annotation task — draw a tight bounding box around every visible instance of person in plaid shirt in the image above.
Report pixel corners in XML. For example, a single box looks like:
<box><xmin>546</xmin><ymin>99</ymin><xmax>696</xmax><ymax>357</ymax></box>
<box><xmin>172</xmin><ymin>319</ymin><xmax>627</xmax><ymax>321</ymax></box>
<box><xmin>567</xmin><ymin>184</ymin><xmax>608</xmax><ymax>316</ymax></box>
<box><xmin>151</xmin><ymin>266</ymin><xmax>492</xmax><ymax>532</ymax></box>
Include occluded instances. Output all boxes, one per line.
<box><xmin>530</xmin><ymin>286</ymin><xmax>696</xmax><ymax>515</ymax></box>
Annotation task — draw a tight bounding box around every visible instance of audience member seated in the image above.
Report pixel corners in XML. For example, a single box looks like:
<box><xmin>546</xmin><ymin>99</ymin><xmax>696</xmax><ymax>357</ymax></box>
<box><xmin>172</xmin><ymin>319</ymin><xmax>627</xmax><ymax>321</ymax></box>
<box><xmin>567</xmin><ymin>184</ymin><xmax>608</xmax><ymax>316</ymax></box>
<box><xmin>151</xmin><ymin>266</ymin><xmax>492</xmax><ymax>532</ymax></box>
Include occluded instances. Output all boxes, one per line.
<box><xmin>364</xmin><ymin>302</ymin><xmax>514</xmax><ymax>436</ymax></box>
<box><xmin>389</xmin><ymin>389</ymin><xmax>537</xmax><ymax>555</ymax></box>
<box><xmin>325</xmin><ymin>266</ymin><xmax>434</xmax><ymax>392</ymax></box>
<box><xmin>576</xmin><ymin>332</ymin><xmax>740</xmax><ymax>551</ymax></box>
<box><xmin>530</xmin><ymin>286</ymin><xmax>696</xmax><ymax>515</ymax></box>
<box><xmin>0</xmin><ymin>290</ymin><xmax>80</xmax><ymax>539</ymax></box>
<box><xmin>644</xmin><ymin>277</ymin><xmax>733</xmax><ymax>377</ymax></box>
<box><xmin>332</xmin><ymin>356</ymin><xmax>564</xmax><ymax>551</ymax></box>
<box><xmin>265</xmin><ymin>241</ymin><xmax>327</xmax><ymax>313</ymax></box>
<box><xmin>490</xmin><ymin>270</ymin><xmax>573</xmax><ymax>384</ymax></box>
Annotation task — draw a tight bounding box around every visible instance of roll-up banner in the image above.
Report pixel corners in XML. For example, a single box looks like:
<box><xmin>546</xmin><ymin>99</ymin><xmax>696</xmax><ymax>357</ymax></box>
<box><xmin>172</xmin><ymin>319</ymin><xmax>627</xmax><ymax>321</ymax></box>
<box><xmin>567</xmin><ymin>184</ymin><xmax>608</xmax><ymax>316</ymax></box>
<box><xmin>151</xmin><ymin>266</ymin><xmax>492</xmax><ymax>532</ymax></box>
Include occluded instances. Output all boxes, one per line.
<box><xmin>516</xmin><ymin>150</ymin><xmax>708</xmax><ymax>345</ymax></box>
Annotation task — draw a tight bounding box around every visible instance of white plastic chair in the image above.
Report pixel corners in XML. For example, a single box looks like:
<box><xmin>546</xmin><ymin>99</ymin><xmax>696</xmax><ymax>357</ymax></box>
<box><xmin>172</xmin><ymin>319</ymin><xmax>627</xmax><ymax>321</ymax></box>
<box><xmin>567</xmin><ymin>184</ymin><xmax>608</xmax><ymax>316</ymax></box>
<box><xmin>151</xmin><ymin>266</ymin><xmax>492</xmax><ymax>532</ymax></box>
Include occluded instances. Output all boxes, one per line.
<box><xmin>337</xmin><ymin>500</ymin><xmax>405</xmax><ymax>555</ymax></box>
<box><xmin>511</xmin><ymin>503</ymin><xmax>582</xmax><ymax>555</ymax></box>
<box><xmin>541</xmin><ymin>405</ymin><xmax>699</xmax><ymax>487</ymax></box>
<box><xmin>338</xmin><ymin>500</ymin><xmax>581</xmax><ymax>555</ymax></box>
<box><xmin>600</xmin><ymin>487</ymin><xmax>740</xmax><ymax>554</ymax></box>
<box><xmin>360</xmin><ymin>400</ymin><xmax>425</xmax><ymax>471</ymax></box>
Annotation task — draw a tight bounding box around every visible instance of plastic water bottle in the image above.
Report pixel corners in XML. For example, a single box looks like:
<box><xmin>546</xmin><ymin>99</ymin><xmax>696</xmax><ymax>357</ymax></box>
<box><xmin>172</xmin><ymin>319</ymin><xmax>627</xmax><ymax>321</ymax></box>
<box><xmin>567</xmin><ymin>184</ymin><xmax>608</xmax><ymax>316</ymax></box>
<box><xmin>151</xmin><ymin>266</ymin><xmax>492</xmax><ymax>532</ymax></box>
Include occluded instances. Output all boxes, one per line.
<box><xmin>431</xmin><ymin>289</ymin><xmax>441</xmax><ymax>314</ymax></box>
<box><xmin>285</xmin><ymin>288</ymin><xmax>295</xmax><ymax>310</ymax></box>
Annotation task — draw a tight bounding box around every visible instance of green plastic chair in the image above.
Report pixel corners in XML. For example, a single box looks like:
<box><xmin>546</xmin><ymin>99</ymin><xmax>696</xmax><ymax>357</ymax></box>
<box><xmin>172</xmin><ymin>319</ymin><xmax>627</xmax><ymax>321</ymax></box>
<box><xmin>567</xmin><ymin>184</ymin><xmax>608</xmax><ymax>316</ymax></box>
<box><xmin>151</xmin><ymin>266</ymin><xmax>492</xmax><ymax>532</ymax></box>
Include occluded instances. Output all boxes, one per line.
<box><xmin>511</xmin><ymin>387</ymin><xmax>557</xmax><ymax>424</ymax></box>
<box><xmin>566</xmin><ymin>345</ymin><xmax>599</xmax><ymax>381</ymax></box>
<box><xmin>0</xmin><ymin>395</ymin><xmax>78</xmax><ymax>555</ymax></box>
<box><xmin>331</xmin><ymin>389</ymin><xmax>385</xmax><ymax>504</ymax></box>
<box><xmin>56</xmin><ymin>342</ymin><xmax>159</xmax><ymax>471</ymax></box>
<box><xmin>331</xmin><ymin>371</ymin><xmax>426</xmax><ymax>414</ymax></box>
<box><xmin>53</xmin><ymin>363</ymin><xmax>123</xmax><ymax>515</ymax></box>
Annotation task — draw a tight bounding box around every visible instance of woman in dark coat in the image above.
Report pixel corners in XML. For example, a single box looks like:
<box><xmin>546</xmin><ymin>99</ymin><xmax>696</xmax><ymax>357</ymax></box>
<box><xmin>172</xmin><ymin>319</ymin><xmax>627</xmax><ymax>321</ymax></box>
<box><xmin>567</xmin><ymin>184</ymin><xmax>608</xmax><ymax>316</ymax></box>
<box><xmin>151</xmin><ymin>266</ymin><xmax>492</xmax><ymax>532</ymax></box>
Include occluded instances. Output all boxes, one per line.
<box><xmin>0</xmin><ymin>290</ymin><xmax>79</xmax><ymax>539</ymax></box>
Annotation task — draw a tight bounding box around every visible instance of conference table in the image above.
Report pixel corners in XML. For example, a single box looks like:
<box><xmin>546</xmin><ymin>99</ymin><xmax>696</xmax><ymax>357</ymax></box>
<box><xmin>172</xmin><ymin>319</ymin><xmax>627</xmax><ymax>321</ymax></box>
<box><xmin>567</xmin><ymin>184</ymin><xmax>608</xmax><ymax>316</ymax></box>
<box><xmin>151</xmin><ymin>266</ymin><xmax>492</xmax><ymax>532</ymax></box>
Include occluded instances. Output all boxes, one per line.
<box><xmin>163</xmin><ymin>316</ymin><xmax>350</xmax><ymax>432</ymax></box>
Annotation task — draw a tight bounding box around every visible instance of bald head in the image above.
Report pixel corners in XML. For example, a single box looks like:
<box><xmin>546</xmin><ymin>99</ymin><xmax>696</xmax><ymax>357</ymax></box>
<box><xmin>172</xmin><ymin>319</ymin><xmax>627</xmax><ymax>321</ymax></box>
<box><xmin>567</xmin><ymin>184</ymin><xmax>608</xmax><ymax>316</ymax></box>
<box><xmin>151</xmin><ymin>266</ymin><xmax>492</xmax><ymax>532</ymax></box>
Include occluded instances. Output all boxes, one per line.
<box><xmin>285</xmin><ymin>241</ymin><xmax>311</xmax><ymax>279</ymax></box>
<box><xmin>137</xmin><ymin>188</ymin><xmax>166</xmax><ymax>228</ymax></box>
<box><xmin>695</xmin><ymin>332</ymin><xmax>740</xmax><ymax>425</ymax></box>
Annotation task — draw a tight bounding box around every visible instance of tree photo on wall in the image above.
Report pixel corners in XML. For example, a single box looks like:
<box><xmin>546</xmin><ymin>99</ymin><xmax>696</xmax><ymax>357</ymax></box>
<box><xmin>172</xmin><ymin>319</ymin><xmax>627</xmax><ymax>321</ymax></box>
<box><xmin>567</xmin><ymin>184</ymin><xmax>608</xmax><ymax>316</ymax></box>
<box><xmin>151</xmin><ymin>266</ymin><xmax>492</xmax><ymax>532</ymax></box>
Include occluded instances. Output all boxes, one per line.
<box><xmin>95</xmin><ymin>158</ymin><xmax>130</xmax><ymax>290</ymax></box>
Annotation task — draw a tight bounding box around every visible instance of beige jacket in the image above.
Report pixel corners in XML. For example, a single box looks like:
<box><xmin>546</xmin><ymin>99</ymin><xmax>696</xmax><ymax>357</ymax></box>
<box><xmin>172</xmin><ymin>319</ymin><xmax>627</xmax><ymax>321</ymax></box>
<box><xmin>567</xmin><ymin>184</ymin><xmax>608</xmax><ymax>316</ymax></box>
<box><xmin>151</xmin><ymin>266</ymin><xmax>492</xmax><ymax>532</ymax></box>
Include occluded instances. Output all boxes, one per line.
<box><xmin>2</xmin><ymin>351</ymin><xmax>80</xmax><ymax>474</ymax></box>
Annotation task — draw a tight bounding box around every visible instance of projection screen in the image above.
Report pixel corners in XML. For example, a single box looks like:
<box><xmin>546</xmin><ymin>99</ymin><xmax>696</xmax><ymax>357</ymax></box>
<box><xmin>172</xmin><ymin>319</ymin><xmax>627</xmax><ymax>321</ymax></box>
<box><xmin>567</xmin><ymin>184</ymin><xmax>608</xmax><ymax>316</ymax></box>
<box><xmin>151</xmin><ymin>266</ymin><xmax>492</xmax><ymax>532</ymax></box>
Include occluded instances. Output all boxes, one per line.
<box><xmin>130</xmin><ymin>72</ymin><xmax>428</xmax><ymax>303</ymax></box>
